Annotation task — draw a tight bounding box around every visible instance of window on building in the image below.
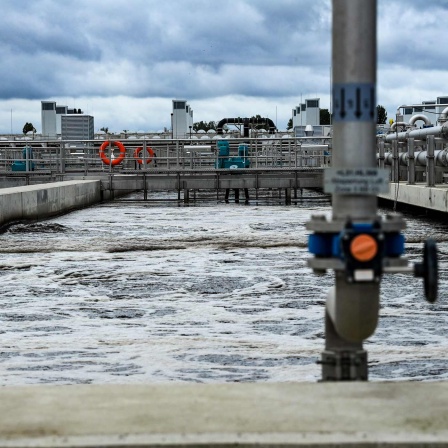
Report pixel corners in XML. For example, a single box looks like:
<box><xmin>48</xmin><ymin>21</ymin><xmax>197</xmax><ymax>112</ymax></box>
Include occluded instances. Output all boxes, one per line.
<box><xmin>42</xmin><ymin>103</ymin><xmax>55</xmax><ymax>111</ymax></box>
<box><xmin>173</xmin><ymin>101</ymin><xmax>186</xmax><ymax>110</ymax></box>
<box><xmin>306</xmin><ymin>100</ymin><xmax>319</xmax><ymax>108</ymax></box>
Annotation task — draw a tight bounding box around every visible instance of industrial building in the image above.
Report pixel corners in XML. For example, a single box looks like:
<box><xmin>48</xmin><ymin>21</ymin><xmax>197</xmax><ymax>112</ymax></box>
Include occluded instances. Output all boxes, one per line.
<box><xmin>172</xmin><ymin>100</ymin><xmax>193</xmax><ymax>139</ymax></box>
<box><xmin>41</xmin><ymin>101</ymin><xmax>57</xmax><ymax>138</ymax></box>
<box><xmin>402</xmin><ymin>96</ymin><xmax>448</xmax><ymax>126</ymax></box>
<box><xmin>41</xmin><ymin>101</ymin><xmax>94</xmax><ymax>140</ymax></box>
<box><xmin>292</xmin><ymin>98</ymin><xmax>320</xmax><ymax>128</ymax></box>
<box><xmin>292</xmin><ymin>98</ymin><xmax>325</xmax><ymax>136</ymax></box>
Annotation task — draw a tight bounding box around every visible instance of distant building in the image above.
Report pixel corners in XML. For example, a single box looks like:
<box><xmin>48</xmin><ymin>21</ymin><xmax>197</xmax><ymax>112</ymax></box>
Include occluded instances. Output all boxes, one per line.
<box><xmin>291</xmin><ymin>98</ymin><xmax>321</xmax><ymax>128</ymax></box>
<box><xmin>41</xmin><ymin>101</ymin><xmax>57</xmax><ymax>138</ymax></box>
<box><xmin>41</xmin><ymin>101</ymin><xmax>94</xmax><ymax>139</ymax></box>
<box><xmin>61</xmin><ymin>114</ymin><xmax>94</xmax><ymax>141</ymax></box>
<box><xmin>305</xmin><ymin>98</ymin><xmax>320</xmax><ymax>126</ymax></box>
<box><xmin>437</xmin><ymin>96</ymin><xmax>448</xmax><ymax>116</ymax></box>
<box><xmin>172</xmin><ymin>100</ymin><xmax>193</xmax><ymax>138</ymax></box>
<box><xmin>56</xmin><ymin>105</ymin><xmax>68</xmax><ymax>134</ymax></box>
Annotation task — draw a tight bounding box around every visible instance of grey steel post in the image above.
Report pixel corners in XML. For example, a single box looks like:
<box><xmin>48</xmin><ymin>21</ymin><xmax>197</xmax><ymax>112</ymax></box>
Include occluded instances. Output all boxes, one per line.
<box><xmin>308</xmin><ymin>0</ymin><xmax>438</xmax><ymax>382</ymax></box>
<box><xmin>176</xmin><ymin>140</ymin><xmax>180</xmax><ymax>168</ymax></box>
<box><xmin>426</xmin><ymin>135</ymin><xmax>435</xmax><ymax>187</ymax></box>
<box><xmin>143</xmin><ymin>139</ymin><xmax>147</xmax><ymax>169</ymax></box>
<box><xmin>392</xmin><ymin>140</ymin><xmax>399</xmax><ymax>183</ymax></box>
<box><xmin>288</xmin><ymin>140</ymin><xmax>292</xmax><ymax>167</ymax></box>
<box><xmin>59</xmin><ymin>142</ymin><xmax>66</xmax><ymax>174</ymax></box>
<box><xmin>378</xmin><ymin>139</ymin><xmax>385</xmax><ymax>169</ymax></box>
<box><xmin>108</xmin><ymin>141</ymin><xmax>112</xmax><ymax>173</ymax></box>
<box><xmin>325</xmin><ymin>0</ymin><xmax>378</xmax><ymax>379</ymax></box>
<box><xmin>407</xmin><ymin>138</ymin><xmax>415</xmax><ymax>185</ymax></box>
<box><xmin>25</xmin><ymin>146</ymin><xmax>30</xmax><ymax>172</ymax></box>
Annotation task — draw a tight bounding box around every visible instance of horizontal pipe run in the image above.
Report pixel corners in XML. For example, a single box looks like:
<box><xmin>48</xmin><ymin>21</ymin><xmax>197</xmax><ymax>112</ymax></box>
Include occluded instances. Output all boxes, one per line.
<box><xmin>384</xmin><ymin>123</ymin><xmax>448</xmax><ymax>142</ymax></box>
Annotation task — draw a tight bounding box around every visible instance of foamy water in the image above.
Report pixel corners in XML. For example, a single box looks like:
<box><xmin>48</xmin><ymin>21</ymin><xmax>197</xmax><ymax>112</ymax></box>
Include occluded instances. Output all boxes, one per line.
<box><xmin>0</xmin><ymin>191</ymin><xmax>446</xmax><ymax>384</ymax></box>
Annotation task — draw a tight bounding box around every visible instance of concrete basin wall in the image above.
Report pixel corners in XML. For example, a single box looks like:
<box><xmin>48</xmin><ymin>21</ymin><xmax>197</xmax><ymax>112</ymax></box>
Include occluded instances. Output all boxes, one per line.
<box><xmin>378</xmin><ymin>183</ymin><xmax>448</xmax><ymax>213</ymax></box>
<box><xmin>0</xmin><ymin>180</ymin><xmax>101</xmax><ymax>228</ymax></box>
<box><xmin>0</xmin><ymin>382</ymin><xmax>447</xmax><ymax>447</ymax></box>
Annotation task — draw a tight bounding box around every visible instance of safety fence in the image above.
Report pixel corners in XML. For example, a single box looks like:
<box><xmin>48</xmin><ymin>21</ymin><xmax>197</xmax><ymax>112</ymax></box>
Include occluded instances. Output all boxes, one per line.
<box><xmin>0</xmin><ymin>137</ymin><xmax>331</xmax><ymax>175</ymax></box>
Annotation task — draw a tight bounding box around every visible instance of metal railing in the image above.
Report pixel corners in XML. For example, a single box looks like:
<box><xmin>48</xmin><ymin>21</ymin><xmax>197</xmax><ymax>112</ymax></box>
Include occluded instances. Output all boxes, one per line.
<box><xmin>0</xmin><ymin>137</ymin><xmax>332</xmax><ymax>175</ymax></box>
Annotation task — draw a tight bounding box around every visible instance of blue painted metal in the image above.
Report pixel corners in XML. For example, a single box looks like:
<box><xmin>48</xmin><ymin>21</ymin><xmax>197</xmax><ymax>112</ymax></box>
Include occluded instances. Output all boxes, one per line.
<box><xmin>11</xmin><ymin>146</ymin><xmax>35</xmax><ymax>171</ymax></box>
<box><xmin>308</xmin><ymin>222</ymin><xmax>405</xmax><ymax>260</ymax></box>
<box><xmin>216</xmin><ymin>142</ymin><xmax>251</xmax><ymax>169</ymax></box>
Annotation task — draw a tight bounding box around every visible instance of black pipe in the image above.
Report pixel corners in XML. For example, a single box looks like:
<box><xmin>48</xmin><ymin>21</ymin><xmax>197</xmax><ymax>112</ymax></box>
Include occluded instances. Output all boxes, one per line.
<box><xmin>216</xmin><ymin>117</ymin><xmax>277</xmax><ymax>137</ymax></box>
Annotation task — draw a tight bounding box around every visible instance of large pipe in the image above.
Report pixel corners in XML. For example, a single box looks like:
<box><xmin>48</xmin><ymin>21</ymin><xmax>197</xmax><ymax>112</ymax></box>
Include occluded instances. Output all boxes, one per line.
<box><xmin>409</xmin><ymin>114</ymin><xmax>431</xmax><ymax>127</ymax></box>
<box><xmin>385</xmin><ymin>122</ymin><xmax>448</xmax><ymax>142</ymax></box>
<box><xmin>216</xmin><ymin>118</ymin><xmax>277</xmax><ymax>137</ymax></box>
<box><xmin>390</xmin><ymin>122</ymin><xmax>408</xmax><ymax>132</ymax></box>
<box><xmin>383</xmin><ymin>149</ymin><xmax>448</xmax><ymax>167</ymax></box>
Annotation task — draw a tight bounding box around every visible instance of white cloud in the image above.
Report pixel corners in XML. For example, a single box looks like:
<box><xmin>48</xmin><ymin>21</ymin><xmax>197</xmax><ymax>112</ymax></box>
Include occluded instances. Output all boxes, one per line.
<box><xmin>0</xmin><ymin>0</ymin><xmax>447</xmax><ymax>133</ymax></box>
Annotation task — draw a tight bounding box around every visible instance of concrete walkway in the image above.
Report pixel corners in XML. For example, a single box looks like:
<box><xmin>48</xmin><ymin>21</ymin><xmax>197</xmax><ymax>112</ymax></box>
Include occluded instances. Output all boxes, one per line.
<box><xmin>0</xmin><ymin>382</ymin><xmax>447</xmax><ymax>447</ymax></box>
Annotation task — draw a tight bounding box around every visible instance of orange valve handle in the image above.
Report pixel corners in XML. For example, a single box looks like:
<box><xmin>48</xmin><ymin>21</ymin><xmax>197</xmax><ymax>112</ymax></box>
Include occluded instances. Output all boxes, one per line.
<box><xmin>99</xmin><ymin>141</ymin><xmax>126</xmax><ymax>166</ymax></box>
<box><xmin>134</xmin><ymin>147</ymin><xmax>154</xmax><ymax>165</ymax></box>
<box><xmin>349</xmin><ymin>234</ymin><xmax>378</xmax><ymax>262</ymax></box>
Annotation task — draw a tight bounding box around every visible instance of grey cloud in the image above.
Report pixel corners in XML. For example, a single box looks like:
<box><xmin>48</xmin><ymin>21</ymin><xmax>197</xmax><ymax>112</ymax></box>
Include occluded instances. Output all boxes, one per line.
<box><xmin>0</xmin><ymin>0</ymin><xmax>332</xmax><ymax>100</ymax></box>
<box><xmin>0</xmin><ymin>0</ymin><xmax>446</xmax><ymax>128</ymax></box>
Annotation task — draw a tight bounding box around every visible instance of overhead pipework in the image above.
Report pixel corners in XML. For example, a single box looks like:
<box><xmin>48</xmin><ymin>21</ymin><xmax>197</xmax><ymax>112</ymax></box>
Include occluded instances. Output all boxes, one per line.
<box><xmin>385</xmin><ymin>119</ymin><xmax>448</xmax><ymax>142</ymax></box>
<box><xmin>216</xmin><ymin>117</ymin><xmax>277</xmax><ymax>138</ymax></box>
<box><xmin>409</xmin><ymin>114</ymin><xmax>431</xmax><ymax>127</ymax></box>
<box><xmin>306</xmin><ymin>0</ymin><xmax>438</xmax><ymax>382</ymax></box>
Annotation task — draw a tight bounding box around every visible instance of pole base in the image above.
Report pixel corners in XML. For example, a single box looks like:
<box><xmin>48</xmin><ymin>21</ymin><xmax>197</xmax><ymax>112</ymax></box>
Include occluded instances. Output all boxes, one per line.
<box><xmin>319</xmin><ymin>350</ymin><xmax>368</xmax><ymax>381</ymax></box>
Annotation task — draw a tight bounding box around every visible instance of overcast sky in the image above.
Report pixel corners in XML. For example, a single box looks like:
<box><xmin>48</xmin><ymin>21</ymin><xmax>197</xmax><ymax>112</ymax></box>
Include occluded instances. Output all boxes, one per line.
<box><xmin>1</xmin><ymin>0</ymin><xmax>447</xmax><ymax>134</ymax></box>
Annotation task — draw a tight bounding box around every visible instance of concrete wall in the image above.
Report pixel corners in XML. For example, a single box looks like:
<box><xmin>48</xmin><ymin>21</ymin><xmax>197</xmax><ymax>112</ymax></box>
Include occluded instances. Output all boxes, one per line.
<box><xmin>0</xmin><ymin>180</ymin><xmax>101</xmax><ymax>228</ymax></box>
<box><xmin>0</xmin><ymin>382</ymin><xmax>447</xmax><ymax>447</ymax></box>
<box><xmin>378</xmin><ymin>183</ymin><xmax>448</xmax><ymax>213</ymax></box>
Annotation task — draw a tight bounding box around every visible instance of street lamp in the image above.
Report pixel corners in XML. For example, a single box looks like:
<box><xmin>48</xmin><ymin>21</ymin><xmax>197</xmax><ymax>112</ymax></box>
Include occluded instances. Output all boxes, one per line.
<box><xmin>189</xmin><ymin>125</ymin><xmax>192</xmax><ymax>139</ymax></box>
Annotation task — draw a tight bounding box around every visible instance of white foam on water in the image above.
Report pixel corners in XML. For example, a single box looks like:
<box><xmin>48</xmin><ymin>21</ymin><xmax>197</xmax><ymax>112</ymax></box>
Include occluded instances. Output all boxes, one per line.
<box><xmin>0</xmin><ymin>192</ymin><xmax>447</xmax><ymax>384</ymax></box>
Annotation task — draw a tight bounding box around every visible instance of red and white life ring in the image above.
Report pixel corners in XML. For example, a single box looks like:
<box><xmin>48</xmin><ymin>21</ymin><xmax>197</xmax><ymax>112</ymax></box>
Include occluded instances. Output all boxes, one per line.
<box><xmin>133</xmin><ymin>146</ymin><xmax>155</xmax><ymax>164</ymax></box>
<box><xmin>99</xmin><ymin>141</ymin><xmax>126</xmax><ymax>166</ymax></box>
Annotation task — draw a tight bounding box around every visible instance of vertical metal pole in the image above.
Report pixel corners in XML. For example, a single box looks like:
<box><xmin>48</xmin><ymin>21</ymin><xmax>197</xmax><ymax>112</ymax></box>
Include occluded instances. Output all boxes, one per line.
<box><xmin>378</xmin><ymin>139</ymin><xmax>385</xmax><ymax>169</ymax></box>
<box><xmin>322</xmin><ymin>0</ymin><xmax>379</xmax><ymax>381</ymax></box>
<box><xmin>25</xmin><ymin>146</ymin><xmax>30</xmax><ymax>172</ymax></box>
<box><xmin>392</xmin><ymin>140</ymin><xmax>399</xmax><ymax>183</ymax></box>
<box><xmin>255</xmin><ymin>139</ymin><xmax>258</xmax><ymax>168</ymax></box>
<box><xmin>332</xmin><ymin>0</ymin><xmax>377</xmax><ymax>220</ymax></box>
<box><xmin>427</xmin><ymin>135</ymin><xmax>435</xmax><ymax>187</ymax></box>
<box><xmin>288</xmin><ymin>140</ymin><xmax>292</xmax><ymax>167</ymax></box>
<box><xmin>108</xmin><ymin>141</ymin><xmax>112</xmax><ymax>173</ymax></box>
<box><xmin>408</xmin><ymin>138</ymin><xmax>415</xmax><ymax>185</ymax></box>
